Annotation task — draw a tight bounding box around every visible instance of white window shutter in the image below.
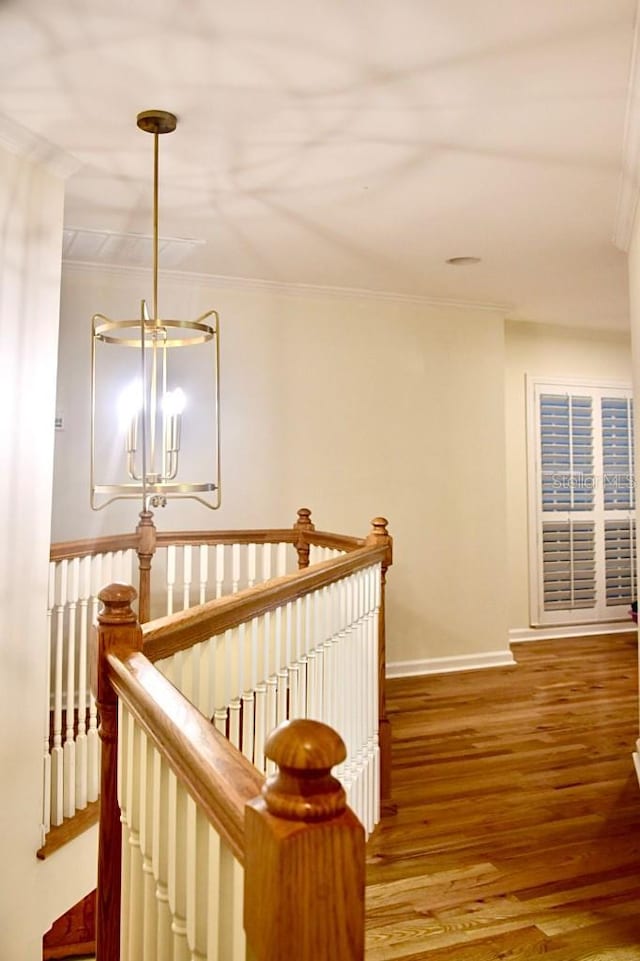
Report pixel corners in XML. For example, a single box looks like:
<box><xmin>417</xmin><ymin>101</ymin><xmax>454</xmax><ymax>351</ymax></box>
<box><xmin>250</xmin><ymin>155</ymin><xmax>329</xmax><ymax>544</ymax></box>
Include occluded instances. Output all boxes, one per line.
<box><xmin>529</xmin><ymin>380</ymin><xmax>635</xmax><ymax>626</ymax></box>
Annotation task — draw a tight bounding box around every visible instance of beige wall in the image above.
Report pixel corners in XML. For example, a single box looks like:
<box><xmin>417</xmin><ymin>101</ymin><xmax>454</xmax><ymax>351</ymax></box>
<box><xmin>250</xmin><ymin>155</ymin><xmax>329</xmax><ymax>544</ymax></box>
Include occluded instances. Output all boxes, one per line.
<box><xmin>55</xmin><ymin>266</ymin><xmax>509</xmax><ymax>665</ymax></box>
<box><xmin>0</xmin><ymin>147</ymin><xmax>97</xmax><ymax>960</ymax></box>
<box><xmin>505</xmin><ymin>320</ymin><xmax>632</xmax><ymax>632</ymax></box>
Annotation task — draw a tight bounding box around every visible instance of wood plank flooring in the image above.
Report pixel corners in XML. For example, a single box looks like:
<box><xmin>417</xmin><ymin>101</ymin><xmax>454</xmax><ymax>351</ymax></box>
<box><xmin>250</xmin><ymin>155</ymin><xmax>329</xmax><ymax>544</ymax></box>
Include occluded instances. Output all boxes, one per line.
<box><xmin>366</xmin><ymin>633</ymin><xmax>640</xmax><ymax>960</ymax></box>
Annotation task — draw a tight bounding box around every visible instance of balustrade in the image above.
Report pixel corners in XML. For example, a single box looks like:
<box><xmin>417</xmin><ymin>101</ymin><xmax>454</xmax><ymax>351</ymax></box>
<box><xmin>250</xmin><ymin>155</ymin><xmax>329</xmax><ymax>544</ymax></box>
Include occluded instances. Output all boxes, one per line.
<box><xmin>94</xmin><ymin>584</ymin><xmax>365</xmax><ymax>961</ymax></box>
<box><xmin>40</xmin><ymin>509</ymin><xmax>393</xmax><ymax>857</ymax></box>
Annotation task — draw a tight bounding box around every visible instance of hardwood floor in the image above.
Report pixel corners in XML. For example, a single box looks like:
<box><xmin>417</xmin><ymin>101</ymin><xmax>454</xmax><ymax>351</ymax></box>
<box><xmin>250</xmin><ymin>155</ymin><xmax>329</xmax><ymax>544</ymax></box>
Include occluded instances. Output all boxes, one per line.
<box><xmin>366</xmin><ymin>633</ymin><xmax>640</xmax><ymax>960</ymax></box>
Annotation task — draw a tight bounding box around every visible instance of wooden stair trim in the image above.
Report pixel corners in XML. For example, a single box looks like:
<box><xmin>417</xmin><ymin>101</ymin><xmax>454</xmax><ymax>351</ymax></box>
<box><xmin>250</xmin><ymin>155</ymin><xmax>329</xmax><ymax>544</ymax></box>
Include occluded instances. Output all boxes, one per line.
<box><xmin>43</xmin><ymin>889</ymin><xmax>95</xmax><ymax>960</ymax></box>
<box><xmin>37</xmin><ymin>801</ymin><xmax>99</xmax><ymax>860</ymax></box>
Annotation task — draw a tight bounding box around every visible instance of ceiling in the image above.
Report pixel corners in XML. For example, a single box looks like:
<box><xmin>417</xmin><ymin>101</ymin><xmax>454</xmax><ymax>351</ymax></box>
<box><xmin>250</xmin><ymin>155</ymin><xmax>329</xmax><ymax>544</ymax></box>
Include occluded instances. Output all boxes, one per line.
<box><xmin>0</xmin><ymin>0</ymin><xmax>637</xmax><ymax>329</ymax></box>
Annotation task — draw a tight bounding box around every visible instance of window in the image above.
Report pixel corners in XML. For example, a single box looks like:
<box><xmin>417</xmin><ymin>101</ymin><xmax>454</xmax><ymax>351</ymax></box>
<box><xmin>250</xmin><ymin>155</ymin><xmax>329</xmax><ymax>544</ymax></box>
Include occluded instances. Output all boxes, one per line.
<box><xmin>528</xmin><ymin>378</ymin><xmax>635</xmax><ymax>626</ymax></box>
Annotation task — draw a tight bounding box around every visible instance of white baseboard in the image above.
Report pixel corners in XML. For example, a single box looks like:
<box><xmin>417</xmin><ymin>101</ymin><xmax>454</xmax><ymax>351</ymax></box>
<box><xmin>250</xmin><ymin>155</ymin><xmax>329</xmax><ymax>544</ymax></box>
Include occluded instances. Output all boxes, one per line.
<box><xmin>386</xmin><ymin>649</ymin><xmax>516</xmax><ymax>679</ymax></box>
<box><xmin>509</xmin><ymin>622</ymin><xmax>636</xmax><ymax>643</ymax></box>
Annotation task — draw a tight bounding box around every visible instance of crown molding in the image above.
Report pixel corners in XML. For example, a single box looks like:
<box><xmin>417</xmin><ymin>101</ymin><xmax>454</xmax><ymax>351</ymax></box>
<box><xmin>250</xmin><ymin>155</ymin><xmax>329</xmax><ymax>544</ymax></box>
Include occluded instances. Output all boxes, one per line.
<box><xmin>613</xmin><ymin>0</ymin><xmax>640</xmax><ymax>251</ymax></box>
<box><xmin>61</xmin><ymin>258</ymin><xmax>511</xmax><ymax>315</ymax></box>
<box><xmin>0</xmin><ymin>111</ymin><xmax>81</xmax><ymax>179</ymax></box>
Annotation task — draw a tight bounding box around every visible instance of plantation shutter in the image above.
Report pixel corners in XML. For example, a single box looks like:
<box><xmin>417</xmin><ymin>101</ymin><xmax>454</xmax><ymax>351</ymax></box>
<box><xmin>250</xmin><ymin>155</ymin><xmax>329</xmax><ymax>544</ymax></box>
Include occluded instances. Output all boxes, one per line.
<box><xmin>601</xmin><ymin>397</ymin><xmax>635</xmax><ymax>511</ymax></box>
<box><xmin>540</xmin><ymin>393</ymin><xmax>594</xmax><ymax>512</ymax></box>
<box><xmin>529</xmin><ymin>380</ymin><xmax>635</xmax><ymax>626</ymax></box>
<box><xmin>604</xmin><ymin>519</ymin><xmax>637</xmax><ymax>607</ymax></box>
<box><xmin>542</xmin><ymin>521</ymin><xmax>596</xmax><ymax>612</ymax></box>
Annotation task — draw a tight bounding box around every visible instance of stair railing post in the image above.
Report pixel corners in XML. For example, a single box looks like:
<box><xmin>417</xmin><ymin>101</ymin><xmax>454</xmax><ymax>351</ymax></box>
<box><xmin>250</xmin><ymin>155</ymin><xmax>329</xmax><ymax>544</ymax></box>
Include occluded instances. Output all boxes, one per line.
<box><xmin>244</xmin><ymin>718</ymin><xmax>365</xmax><ymax>961</ymax></box>
<box><xmin>293</xmin><ymin>507</ymin><xmax>315</xmax><ymax>570</ymax></box>
<box><xmin>91</xmin><ymin>583</ymin><xmax>143</xmax><ymax>961</ymax></box>
<box><xmin>365</xmin><ymin>516</ymin><xmax>396</xmax><ymax>814</ymax></box>
<box><xmin>135</xmin><ymin>509</ymin><xmax>157</xmax><ymax>623</ymax></box>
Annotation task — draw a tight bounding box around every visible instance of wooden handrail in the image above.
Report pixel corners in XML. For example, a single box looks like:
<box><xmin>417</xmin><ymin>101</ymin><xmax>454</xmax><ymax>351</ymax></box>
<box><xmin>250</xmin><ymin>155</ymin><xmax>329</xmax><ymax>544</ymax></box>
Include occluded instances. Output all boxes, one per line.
<box><xmin>155</xmin><ymin>527</ymin><xmax>299</xmax><ymax>547</ymax></box>
<box><xmin>50</xmin><ymin>528</ymin><xmax>364</xmax><ymax>561</ymax></box>
<box><xmin>142</xmin><ymin>544</ymin><xmax>387</xmax><ymax>662</ymax></box>
<box><xmin>108</xmin><ymin>649</ymin><xmax>263</xmax><ymax>862</ymax></box>
<box><xmin>302</xmin><ymin>530</ymin><xmax>365</xmax><ymax>551</ymax></box>
<box><xmin>94</xmin><ymin>584</ymin><xmax>367</xmax><ymax>961</ymax></box>
<box><xmin>50</xmin><ymin>532</ymin><xmax>139</xmax><ymax>561</ymax></box>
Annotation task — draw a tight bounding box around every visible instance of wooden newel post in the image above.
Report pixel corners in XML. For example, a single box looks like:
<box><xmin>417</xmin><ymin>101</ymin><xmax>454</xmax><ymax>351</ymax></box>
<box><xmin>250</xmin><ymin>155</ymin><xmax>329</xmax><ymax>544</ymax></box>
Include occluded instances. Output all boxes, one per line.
<box><xmin>244</xmin><ymin>719</ymin><xmax>365</xmax><ymax>961</ymax></box>
<box><xmin>91</xmin><ymin>583</ymin><xmax>143</xmax><ymax>961</ymax></box>
<box><xmin>135</xmin><ymin>509</ymin><xmax>157</xmax><ymax>624</ymax></box>
<box><xmin>365</xmin><ymin>517</ymin><xmax>396</xmax><ymax>815</ymax></box>
<box><xmin>293</xmin><ymin>507</ymin><xmax>315</xmax><ymax>570</ymax></box>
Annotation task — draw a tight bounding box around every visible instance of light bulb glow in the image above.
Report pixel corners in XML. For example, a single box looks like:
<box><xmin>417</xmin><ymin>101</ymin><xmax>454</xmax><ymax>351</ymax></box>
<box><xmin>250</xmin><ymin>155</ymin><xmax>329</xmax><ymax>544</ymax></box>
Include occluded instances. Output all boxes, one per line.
<box><xmin>117</xmin><ymin>379</ymin><xmax>143</xmax><ymax>431</ymax></box>
<box><xmin>163</xmin><ymin>387</ymin><xmax>186</xmax><ymax>416</ymax></box>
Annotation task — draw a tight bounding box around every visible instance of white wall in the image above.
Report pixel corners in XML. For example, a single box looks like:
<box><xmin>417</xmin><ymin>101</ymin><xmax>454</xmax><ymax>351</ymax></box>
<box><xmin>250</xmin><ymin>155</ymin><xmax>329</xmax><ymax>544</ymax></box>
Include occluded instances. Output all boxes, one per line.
<box><xmin>0</xmin><ymin>145</ymin><xmax>97</xmax><ymax>960</ymax></box>
<box><xmin>505</xmin><ymin>319</ymin><xmax>632</xmax><ymax>632</ymax></box>
<box><xmin>54</xmin><ymin>266</ymin><xmax>510</xmax><ymax>666</ymax></box>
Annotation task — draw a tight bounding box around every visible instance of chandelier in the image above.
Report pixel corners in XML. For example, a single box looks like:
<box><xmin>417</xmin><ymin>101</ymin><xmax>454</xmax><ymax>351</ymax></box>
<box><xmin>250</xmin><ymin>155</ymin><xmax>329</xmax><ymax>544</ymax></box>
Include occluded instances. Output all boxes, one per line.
<box><xmin>90</xmin><ymin>110</ymin><xmax>221</xmax><ymax>511</ymax></box>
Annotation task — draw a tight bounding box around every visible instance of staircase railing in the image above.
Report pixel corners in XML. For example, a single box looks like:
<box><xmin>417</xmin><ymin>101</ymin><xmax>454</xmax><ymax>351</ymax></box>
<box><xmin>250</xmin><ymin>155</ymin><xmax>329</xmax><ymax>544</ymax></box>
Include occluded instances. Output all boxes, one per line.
<box><xmin>95</xmin><ymin>584</ymin><xmax>365</xmax><ymax>961</ymax></box>
<box><xmin>41</xmin><ymin>510</ymin><xmax>394</xmax><ymax>851</ymax></box>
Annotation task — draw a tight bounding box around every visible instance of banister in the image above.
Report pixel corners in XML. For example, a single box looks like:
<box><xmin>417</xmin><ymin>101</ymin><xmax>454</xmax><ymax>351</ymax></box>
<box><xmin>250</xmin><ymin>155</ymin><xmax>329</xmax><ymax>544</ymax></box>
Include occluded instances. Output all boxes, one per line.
<box><xmin>303</xmin><ymin>530</ymin><xmax>365</xmax><ymax>551</ymax></box>
<box><xmin>108</xmin><ymin>649</ymin><xmax>263</xmax><ymax>862</ymax></box>
<box><xmin>155</xmin><ymin>527</ymin><xmax>299</xmax><ymax>546</ymax></box>
<box><xmin>50</xmin><ymin>532</ymin><xmax>139</xmax><ymax>561</ymax></box>
<box><xmin>142</xmin><ymin>543</ymin><xmax>387</xmax><ymax>663</ymax></box>
<box><xmin>94</xmin><ymin>583</ymin><xmax>369</xmax><ymax>961</ymax></box>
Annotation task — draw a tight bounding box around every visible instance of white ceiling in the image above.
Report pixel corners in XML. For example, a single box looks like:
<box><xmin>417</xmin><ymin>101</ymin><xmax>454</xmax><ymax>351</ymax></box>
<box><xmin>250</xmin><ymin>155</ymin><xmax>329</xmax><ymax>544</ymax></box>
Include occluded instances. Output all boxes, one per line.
<box><xmin>0</xmin><ymin>0</ymin><xmax>637</xmax><ymax>329</ymax></box>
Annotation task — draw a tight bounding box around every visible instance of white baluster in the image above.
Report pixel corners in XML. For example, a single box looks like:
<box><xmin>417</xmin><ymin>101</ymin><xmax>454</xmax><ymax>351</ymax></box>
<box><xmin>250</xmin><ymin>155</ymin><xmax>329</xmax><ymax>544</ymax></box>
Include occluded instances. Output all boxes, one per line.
<box><xmin>266</xmin><ymin>672</ymin><xmax>278</xmax><ymax>756</ymax></box>
<box><xmin>288</xmin><ymin>661</ymin><xmax>300</xmax><ymax>719</ymax></box>
<box><xmin>87</xmin><ymin>554</ymin><xmax>102</xmax><ymax>803</ymax></box>
<box><xmin>215</xmin><ymin>544</ymin><xmax>224</xmax><ymax>599</ymax></box>
<box><xmin>168</xmin><ymin>772</ymin><xmax>190</xmax><ymax>961</ymax></box>
<box><xmin>183</xmin><ymin>545</ymin><xmax>192</xmax><ymax>611</ymax></box>
<box><xmin>276</xmin><ymin>541</ymin><xmax>287</xmax><ymax>577</ymax></box>
<box><xmin>75</xmin><ymin>555</ymin><xmax>91</xmax><ymax>810</ymax></box>
<box><xmin>274</xmin><ymin>605</ymin><xmax>282</xmax><ymax>675</ymax></box>
<box><xmin>247</xmin><ymin>543</ymin><xmax>256</xmax><ymax>588</ymax></box>
<box><xmin>205</xmin><ymin>826</ymin><xmax>221</xmax><ymax>961</ymax></box>
<box><xmin>228</xmin><ymin>697</ymin><xmax>242</xmax><ymax>749</ymax></box>
<box><xmin>231</xmin><ymin>543</ymin><xmax>240</xmax><ymax>594</ymax></box>
<box><xmin>126</xmin><ymin>719</ymin><xmax>144</xmax><ymax>961</ymax></box>
<box><xmin>254</xmin><ymin>681</ymin><xmax>267</xmax><ymax>773</ymax></box>
<box><xmin>51</xmin><ymin>559</ymin><xmax>66</xmax><ymax>826</ymax></box>
<box><xmin>186</xmin><ymin>797</ymin><xmax>210</xmax><ymax>960</ymax></box>
<box><xmin>199</xmin><ymin>545</ymin><xmax>208</xmax><ymax>605</ymax></box>
<box><xmin>152</xmin><ymin>750</ymin><xmax>172</xmax><ymax>961</ymax></box>
<box><xmin>63</xmin><ymin>556</ymin><xmax>79</xmax><ymax>818</ymax></box>
<box><xmin>41</xmin><ymin>561</ymin><xmax>56</xmax><ymax>841</ymax></box>
<box><xmin>167</xmin><ymin>545</ymin><xmax>176</xmax><ymax>615</ymax></box>
<box><xmin>103</xmin><ymin>551</ymin><xmax>113</xmax><ymax>591</ymax></box>
<box><xmin>218</xmin><ymin>844</ymin><xmax>245</xmax><ymax>961</ymax></box>
<box><xmin>276</xmin><ymin>669</ymin><xmax>288</xmax><ymax>726</ymax></box>
<box><xmin>241</xmin><ymin>690</ymin><xmax>255</xmax><ymax>763</ymax></box>
<box><xmin>139</xmin><ymin>732</ymin><xmax>158</xmax><ymax>961</ymax></box>
<box><xmin>284</xmin><ymin>600</ymin><xmax>293</xmax><ymax>669</ymax></box>
<box><xmin>118</xmin><ymin>704</ymin><xmax>132</xmax><ymax>961</ymax></box>
<box><xmin>261</xmin><ymin>543</ymin><xmax>272</xmax><ymax>586</ymax></box>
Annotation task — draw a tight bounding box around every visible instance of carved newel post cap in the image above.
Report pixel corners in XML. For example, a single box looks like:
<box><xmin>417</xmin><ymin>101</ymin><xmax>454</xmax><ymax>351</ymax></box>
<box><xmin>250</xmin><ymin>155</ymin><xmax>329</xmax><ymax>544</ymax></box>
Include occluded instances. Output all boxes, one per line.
<box><xmin>295</xmin><ymin>507</ymin><xmax>315</xmax><ymax>529</ymax></box>
<box><xmin>370</xmin><ymin>517</ymin><xmax>389</xmax><ymax>536</ymax></box>
<box><xmin>263</xmin><ymin>719</ymin><xmax>347</xmax><ymax>821</ymax></box>
<box><xmin>98</xmin><ymin>583</ymin><xmax>138</xmax><ymax>624</ymax></box>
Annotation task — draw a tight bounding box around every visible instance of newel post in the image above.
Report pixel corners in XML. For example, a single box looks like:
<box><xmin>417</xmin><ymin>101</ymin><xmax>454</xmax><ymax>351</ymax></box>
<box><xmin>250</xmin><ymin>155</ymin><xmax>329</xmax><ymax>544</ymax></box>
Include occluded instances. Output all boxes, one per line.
<box><xmin>91</xmin><ymin>583</ymin><xmax>143</xmax><ymax>961</ymax></box>
<box><xmin>365</xmin><ymin>517</ymin><xmax>396</xmax><ymax>814</ymax></box>
<box><xmin>135</xmin><ymin>509</ymin><xmax>157</xmax><ymax>623</ymax></box>
<box><xmin>293</xmin><ymin>507</ymin><xmax>315</xmax><ymax>570</ymax></box>
<box><xmin>244</xmin><ymin>719</ymin><xmax>365</xmax><ymax>961</ymax></box>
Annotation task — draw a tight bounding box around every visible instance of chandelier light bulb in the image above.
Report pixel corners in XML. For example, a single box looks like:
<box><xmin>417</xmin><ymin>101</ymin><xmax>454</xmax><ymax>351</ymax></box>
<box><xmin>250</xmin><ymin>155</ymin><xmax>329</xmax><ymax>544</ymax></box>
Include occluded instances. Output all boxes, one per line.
<box><xmin>117</xmin><ymin>379</ymin><xmax>143</xmax><ymax>431</ymax></box>
<box><xmin>163</xmin><ymin>387</ymin><xmax>186</xmax><ymax>416</ymax></box>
